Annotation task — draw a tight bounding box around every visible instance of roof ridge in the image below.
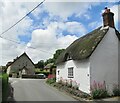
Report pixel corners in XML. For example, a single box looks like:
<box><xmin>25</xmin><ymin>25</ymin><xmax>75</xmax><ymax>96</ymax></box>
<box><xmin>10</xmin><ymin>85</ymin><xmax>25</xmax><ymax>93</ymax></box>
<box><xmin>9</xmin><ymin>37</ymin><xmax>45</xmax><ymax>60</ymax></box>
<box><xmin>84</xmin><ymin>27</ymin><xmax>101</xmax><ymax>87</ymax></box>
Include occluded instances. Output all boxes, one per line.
<box><xmin>7</xmin><ymin>52</ymin><xmax>34</xmax><ymax>66</ymax></box>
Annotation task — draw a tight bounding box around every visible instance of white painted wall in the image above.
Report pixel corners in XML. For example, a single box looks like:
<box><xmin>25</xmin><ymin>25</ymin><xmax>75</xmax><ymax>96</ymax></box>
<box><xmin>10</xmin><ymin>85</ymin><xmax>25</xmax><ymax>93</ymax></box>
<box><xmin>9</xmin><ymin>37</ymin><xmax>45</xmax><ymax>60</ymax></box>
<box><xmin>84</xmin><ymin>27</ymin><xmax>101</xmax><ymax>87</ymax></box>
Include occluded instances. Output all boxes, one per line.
<box><xmin>118</xmin><ymin>39</ymin><xmax>120</xmax><ymax>85</ymax></box>
<box><xmin>90</xmin><ymin>27</ymin><xmax>119</xmax><ymax>93</ymax></box>
<box><xmin>7</xmin><ymin>54</ymin><xmax>35</xmax><ymax>75</ymax></box>
<box><xmin>56</xmin><ymin>59</ymin><xmax>90</xmax><ymax>93</ymax></box>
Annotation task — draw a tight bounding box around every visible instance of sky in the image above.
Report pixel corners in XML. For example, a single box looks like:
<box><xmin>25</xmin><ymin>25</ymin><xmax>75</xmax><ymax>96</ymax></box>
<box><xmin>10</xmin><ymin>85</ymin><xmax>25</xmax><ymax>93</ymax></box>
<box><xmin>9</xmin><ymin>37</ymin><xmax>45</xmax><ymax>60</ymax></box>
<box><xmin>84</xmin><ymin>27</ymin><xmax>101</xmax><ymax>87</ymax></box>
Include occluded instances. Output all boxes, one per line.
<box><xmin>0</xmin><ymin>0</ymin><xmax>120</xmax><ymax>66</ymax></box>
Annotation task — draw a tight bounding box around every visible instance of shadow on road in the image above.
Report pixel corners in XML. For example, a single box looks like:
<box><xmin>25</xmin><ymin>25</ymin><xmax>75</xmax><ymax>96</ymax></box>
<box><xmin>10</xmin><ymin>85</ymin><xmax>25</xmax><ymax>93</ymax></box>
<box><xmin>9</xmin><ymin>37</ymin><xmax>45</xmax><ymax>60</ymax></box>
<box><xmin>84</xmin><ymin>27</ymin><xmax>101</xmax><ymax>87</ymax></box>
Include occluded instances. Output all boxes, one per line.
<box><xmin>6</xmin><ymin>83</ymin><xmax>17</xmax><ymax>103</ymax></box>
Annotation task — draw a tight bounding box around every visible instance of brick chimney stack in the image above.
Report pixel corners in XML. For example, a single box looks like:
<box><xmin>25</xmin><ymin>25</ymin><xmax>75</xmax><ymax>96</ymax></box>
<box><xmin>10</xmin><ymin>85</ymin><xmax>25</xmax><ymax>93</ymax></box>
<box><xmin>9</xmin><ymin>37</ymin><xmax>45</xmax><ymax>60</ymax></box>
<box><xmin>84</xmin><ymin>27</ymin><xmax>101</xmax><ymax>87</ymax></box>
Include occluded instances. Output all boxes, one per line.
<box><xmin>102</xmin><ymin>7</ymin><xmax>115</xmax><ymax>28</ymax></box>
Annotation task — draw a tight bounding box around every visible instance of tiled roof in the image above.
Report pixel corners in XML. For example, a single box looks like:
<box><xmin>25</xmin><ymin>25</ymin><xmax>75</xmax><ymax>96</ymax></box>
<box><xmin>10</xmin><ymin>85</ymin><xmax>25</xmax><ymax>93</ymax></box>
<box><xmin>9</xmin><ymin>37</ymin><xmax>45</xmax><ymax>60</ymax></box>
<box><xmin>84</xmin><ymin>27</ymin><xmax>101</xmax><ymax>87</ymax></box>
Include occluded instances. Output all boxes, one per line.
<box><xmin>7</xmin><ymin>52</ymin><xmax>34</xmax><ymax>66</ymax></box>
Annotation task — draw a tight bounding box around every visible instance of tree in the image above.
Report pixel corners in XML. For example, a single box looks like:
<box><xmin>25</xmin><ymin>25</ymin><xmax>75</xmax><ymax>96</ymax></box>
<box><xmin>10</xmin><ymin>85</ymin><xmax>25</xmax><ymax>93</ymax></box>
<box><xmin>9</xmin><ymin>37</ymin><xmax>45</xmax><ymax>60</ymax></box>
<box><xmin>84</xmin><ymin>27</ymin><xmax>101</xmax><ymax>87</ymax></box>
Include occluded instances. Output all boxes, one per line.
<box><xmin>53</xmin><ymin>49</ymin><xmax>65</xmax><ymax>63</ymax></box>
<box><xmin>2</xmin><ymin>66</ymin><xmax>7</xmax><ymax>73</ymax></box>
<box><xmin>35</xmin><ymin>49</ymin><xmax>65</xmax><ymax>70</ymax></box>
<box><xmin>44</xmin><ymin>58</ymin><xmax>54</xmax><ymax>66</ymax></box>
<box><xmin>35</xmin><ymin>60</ymin><xmax>44</xmax><ymax>69</ymax></box>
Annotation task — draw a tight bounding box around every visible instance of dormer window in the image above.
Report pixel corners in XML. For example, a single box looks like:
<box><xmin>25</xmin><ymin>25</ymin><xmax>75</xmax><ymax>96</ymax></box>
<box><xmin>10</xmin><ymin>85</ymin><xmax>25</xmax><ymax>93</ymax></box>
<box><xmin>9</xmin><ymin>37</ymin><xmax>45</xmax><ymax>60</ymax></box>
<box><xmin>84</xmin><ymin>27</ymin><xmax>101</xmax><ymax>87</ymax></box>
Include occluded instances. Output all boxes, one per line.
<box><xmin>64</xmin><ymin>53</ymin><xmax>72</xmax><ymax>61</ymax></box>
<box><xmin>67</xmin><ymin>55</ymin><xmax>72</xmax><ymax>60</ymax></box>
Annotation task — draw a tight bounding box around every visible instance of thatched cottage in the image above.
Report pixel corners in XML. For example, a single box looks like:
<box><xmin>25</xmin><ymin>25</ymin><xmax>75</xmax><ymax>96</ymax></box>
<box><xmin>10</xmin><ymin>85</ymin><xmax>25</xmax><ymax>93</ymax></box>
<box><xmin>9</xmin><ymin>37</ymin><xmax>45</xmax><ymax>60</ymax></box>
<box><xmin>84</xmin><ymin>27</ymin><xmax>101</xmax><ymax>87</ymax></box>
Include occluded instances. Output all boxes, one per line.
<box><xmin>56</xmin><ymin>8</ymin><xmax>120</xmax><ymax>93</ymax></box>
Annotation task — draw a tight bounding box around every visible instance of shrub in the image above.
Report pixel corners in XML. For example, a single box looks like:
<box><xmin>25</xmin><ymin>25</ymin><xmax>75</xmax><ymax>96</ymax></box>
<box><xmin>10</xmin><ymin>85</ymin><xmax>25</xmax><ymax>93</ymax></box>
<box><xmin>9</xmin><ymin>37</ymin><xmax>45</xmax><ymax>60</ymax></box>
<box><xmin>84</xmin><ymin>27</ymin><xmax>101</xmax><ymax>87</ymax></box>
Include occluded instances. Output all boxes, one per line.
<box><xmin>46</xmin><ymin>74</ymin><xmax>56</xmax><ymax>84</ymax></box>
<box><xmin>46</xmin><ymin>78</ymin><xmax>56</xmax><ymax>84</ymax></box>
<box><xmin>90</xmin><ymin>81</ymin><xmax>109</xmax><ymax>99</ymax></box>
<box><xmin>1</xmin><ymin>73</ymin><xmax>9</xmax><ymax>101</ymax></box>
<box><xmin>53</xmin><ymin>80</ymin><xmax>90</xmax><ymax>98</ymax></box>
<box><xmin>112</xmin><ymin>84</ymin><xmax>120</xmax><ymax>96</ymax></box>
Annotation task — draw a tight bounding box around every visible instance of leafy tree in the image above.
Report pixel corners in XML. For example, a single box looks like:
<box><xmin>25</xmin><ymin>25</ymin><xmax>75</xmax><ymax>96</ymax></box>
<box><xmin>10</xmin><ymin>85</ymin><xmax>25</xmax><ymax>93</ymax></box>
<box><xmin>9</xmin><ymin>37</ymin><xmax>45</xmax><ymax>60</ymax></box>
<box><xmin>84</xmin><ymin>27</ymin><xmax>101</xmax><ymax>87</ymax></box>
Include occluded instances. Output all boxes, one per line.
<box><xmin>53</xmin><ymin>49</ymin><xmax>65</xmax><ymax>63</ymax></box>
<box><xmin>44</xmin><ymin>49</ymin><xmax>65</xmax><ymax>65</ymax></box>
<box><xmin>35</xmin><ymin>49</ymin><xmax>65</xmax><ymax>71</ymax></box>
<box><xmin>44</xmin><ymin>58</ymin><xmax>54</xmax><ymax>66</ymax></box>
<box><xmin>35</xmin><ymin>60</ymin><xmax>44</xmax><ymax>69</ymax></box>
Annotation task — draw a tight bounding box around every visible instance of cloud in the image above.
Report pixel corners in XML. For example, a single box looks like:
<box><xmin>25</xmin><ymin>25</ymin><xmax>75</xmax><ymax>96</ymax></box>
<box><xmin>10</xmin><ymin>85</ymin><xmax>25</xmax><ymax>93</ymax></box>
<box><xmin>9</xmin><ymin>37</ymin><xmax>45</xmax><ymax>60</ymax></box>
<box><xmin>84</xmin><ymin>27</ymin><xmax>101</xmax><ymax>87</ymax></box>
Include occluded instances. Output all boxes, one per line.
<box><xmin>88</xmin><ymin>21</ymin><xmax>102</xmax><ymax>29</ymax></box>
<box><xmin>109</xmin><ymin>4</ymin><xmax>120</xmax><ymax>28</ymax></box>
<box><xmin>0</xmin><ymin>1</ymin><xmax>37</xmax><ymax>65</ymax></box>
<box><xmin>42</xmin><ymin>21</ymin><xmax>87</xmax><ymax>36</ymax></box>
<box><xmin>43</xmin><ymin>2</ymin><xmax>99</xmax><ymax>20</ymax></box>
<box><xmin>1</xmin><ymin>1</ymin><xmax>118</xmax><ymax>66</ymax></box>
<box><xmin>1</xmin><ymin>1</ymin><xmax>87</xmax><ymax>65</ymax></box>
<box><xmin>65</xmin><ymin>22</ymin><xmax>87</xmax><ymax>36</ymax></box>
<box><xmin>26</xmin><ymin>22</ymin><xmax>78</xmax><ymax>63</ymax></box>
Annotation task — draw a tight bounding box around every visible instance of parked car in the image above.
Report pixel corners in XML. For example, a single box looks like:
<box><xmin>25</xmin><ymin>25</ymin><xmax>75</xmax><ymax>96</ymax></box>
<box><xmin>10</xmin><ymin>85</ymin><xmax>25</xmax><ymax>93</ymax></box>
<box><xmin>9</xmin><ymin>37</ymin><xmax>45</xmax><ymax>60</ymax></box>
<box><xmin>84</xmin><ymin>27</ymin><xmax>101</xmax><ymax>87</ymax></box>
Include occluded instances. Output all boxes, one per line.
<box><xmin>36</xmin><ymin>74</ymin><xmax>46</xmax><ymax>79</ymax></box>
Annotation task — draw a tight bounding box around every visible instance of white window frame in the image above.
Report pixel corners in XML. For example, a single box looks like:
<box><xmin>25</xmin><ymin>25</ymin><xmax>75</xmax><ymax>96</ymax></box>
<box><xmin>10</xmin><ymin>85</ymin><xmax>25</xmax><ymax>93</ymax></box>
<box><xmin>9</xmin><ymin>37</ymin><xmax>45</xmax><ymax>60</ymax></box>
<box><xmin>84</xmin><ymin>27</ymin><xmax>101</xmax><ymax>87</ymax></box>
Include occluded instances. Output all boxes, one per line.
<box><xmin>68</xmin><ymin>67</ymin><xmax>74</xmax><ymax>78</ymax></box>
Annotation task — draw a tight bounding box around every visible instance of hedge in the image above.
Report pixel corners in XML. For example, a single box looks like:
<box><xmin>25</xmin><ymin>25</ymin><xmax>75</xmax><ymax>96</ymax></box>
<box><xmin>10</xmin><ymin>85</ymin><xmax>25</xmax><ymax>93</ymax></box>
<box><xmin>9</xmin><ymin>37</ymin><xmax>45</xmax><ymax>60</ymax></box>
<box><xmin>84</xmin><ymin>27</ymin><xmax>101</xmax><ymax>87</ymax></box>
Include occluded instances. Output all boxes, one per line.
<box><xmin>1</xmin><ymin>73</ymin><xmax>9</xmax><ymax>101</ymax></box>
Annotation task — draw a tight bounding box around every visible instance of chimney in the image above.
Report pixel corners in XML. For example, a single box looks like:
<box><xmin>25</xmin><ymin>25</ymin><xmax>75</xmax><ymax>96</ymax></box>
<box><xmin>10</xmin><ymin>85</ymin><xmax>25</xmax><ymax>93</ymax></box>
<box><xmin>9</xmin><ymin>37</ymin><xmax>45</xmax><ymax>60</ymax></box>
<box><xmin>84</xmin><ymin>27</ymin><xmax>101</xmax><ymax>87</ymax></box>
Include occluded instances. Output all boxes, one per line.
<box><xmin>102</xmin><ymin>7</ymin><xmax>115</xmax><ymax>28</ymax></box>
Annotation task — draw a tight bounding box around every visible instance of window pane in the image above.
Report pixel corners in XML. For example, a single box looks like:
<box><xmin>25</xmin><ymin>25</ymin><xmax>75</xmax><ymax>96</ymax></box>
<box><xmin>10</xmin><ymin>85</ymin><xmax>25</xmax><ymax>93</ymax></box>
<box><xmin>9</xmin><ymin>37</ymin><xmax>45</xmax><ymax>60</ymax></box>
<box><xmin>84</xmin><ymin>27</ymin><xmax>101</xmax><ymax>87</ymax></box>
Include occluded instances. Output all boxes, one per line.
<box><xmin>68</xmin><ymin>67</ymin><xmax>73</xmax><ymax>78</ymax></box>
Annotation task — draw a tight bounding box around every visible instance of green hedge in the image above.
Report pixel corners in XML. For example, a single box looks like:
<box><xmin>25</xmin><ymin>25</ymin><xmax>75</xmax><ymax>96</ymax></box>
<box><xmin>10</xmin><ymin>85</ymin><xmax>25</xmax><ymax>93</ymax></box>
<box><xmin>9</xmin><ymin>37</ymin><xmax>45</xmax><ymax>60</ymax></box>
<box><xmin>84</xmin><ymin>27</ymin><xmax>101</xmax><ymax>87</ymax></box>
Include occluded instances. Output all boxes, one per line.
<box><xmin>46</xmin><ymin>78</ymin><xmax>56</xmax><ymax>84</ymax></box>
<box><xmin>1</xmin><ymin>73</ymin><xmax>9</xmax><ymax>101</ymax></box>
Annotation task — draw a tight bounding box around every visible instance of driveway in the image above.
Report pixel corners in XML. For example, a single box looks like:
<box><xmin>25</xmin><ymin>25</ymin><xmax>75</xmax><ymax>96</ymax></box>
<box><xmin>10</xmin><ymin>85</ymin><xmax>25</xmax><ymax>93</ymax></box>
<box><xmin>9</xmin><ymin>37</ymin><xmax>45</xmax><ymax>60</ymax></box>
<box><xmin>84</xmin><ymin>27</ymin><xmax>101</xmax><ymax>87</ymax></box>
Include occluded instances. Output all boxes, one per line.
<box><xmin>9</xmin><ymin>78</ymin><xmax>78</xmax><ymax>101</ymax></box>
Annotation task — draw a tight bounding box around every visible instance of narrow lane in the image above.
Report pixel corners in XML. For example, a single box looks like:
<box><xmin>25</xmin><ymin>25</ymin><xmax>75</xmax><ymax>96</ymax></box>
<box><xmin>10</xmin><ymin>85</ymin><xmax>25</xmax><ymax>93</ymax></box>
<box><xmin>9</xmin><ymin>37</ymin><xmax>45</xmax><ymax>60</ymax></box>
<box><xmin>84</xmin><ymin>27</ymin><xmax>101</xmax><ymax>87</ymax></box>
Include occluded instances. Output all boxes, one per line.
<box><xmin>9</xmin><ymin>78</ymin><xmax>77</xmax><ymax>101</ymax></box>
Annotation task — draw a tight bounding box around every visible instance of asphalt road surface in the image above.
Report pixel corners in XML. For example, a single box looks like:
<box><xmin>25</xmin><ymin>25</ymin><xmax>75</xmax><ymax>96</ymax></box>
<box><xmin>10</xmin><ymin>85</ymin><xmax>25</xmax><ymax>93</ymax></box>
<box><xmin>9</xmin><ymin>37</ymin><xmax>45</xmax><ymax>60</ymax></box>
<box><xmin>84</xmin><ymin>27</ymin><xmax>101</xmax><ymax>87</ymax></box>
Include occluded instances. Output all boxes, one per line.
<box><xmin>9</xmin><ymin>78</ymin><xmax>77</xmax><ymax>101</ymax></box>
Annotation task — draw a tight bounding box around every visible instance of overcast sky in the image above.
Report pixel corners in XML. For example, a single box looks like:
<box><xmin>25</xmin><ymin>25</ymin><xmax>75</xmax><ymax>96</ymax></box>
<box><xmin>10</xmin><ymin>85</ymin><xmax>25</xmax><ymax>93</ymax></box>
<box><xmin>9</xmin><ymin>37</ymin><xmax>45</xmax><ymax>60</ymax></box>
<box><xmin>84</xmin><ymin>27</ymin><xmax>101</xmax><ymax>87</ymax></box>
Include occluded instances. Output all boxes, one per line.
<box><xmin>0</xmin><ymin>0</ymin><xmax>119</xmax><ymax>66</ymax></box>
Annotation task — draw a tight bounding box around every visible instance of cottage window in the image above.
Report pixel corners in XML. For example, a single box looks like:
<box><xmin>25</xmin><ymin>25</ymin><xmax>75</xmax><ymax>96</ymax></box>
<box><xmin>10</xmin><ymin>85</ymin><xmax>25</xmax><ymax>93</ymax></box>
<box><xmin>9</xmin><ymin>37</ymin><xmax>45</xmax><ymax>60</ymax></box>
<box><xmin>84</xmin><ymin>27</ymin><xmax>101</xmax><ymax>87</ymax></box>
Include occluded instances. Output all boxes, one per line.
<box><xmin>67</xmin><ymin>55</ymin><xmax>72</xmax><ymax>60</ymax></box>
<box><xmin>68</xmin><ymin>67</ymin><xmax>74</xmax><ymax>78</ymax></box>
<box><xmin>65</xmin><ymin>53</ymin><xmax>72</xmax><ymax>61</ymax></box>
<box><xmin>58</xmin><ymin>70</ymin><xmax>60</xmax><ymax>75</ymax></box>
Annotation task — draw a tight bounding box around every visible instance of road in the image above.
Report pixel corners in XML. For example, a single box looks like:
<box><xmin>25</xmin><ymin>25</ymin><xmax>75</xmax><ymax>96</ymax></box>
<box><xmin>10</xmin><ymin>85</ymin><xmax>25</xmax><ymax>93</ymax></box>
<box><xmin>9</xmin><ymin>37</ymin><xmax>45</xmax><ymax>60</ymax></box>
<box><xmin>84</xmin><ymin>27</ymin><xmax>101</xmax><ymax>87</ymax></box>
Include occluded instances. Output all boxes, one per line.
<box><xmin>9</xmin><ymin>78</ymin><xmax>78</xmax><ymax>101</ymax></box>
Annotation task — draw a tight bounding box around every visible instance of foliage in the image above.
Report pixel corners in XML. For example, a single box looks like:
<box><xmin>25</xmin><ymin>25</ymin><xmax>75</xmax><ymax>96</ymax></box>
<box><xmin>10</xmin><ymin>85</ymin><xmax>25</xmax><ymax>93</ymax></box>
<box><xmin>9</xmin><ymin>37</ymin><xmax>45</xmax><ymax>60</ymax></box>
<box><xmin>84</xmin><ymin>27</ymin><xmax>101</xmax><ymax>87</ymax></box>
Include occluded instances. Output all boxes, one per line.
<box><xmin>1</xmin><ymin>73</ymin><xmax>9</xmax><ymax>101</ymax></box>
<box><xmin>46</xmin><ymin>78</ymin><xmax>56</xmax><ymax>84</ymax></box>
<box><xmin>46</xmin><ymin>74</ymin><xmax>56</xmax><ymax>84</ymax></box>
<box><xmin>53</xmin><ymin>49</ymin><xmax>65</xmax><ymax>63</ymax></box>
<box><xmin>0</xmin><ymin>66</ymin><xmax>7</xmax><ymax>73</ymax></box>
<box><xmin>45</xmin><ymin>49</ymin><xmax>65</xmax><ymax>65</ymax></box>
<box><xmin>45</xmin><ymin>58</ymin><xmax>54</xmax><ymax>66</ymax></box>
<box><xmin>90</xmin><ymin>81</ymin><xmax>109</xmax><ymax>99</ymax></box>
<box><xmin>35</xmin><ymin>60</ymin><xmax>44</xmax><ymax>69</ymax></box>
<box><xmin>112</xmin><ymin>84</ymin><xmax>120</xmax><ymax>96</ymax></box>
<box><xmin>53</xmin><ymin>78</ymin><xmax>90</xmax><ymax>98</ymax></box>
<box><xmin>35</xmin><ymin>49</ymin><xmax>65</xmax><ymax>73</ymax></box>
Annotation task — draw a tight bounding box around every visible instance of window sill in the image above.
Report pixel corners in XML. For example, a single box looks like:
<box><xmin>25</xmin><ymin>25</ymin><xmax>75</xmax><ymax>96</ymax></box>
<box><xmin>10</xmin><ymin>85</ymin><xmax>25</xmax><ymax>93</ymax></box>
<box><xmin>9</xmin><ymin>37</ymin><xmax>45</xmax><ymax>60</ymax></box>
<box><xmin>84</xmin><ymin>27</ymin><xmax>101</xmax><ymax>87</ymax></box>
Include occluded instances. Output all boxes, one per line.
<box><xmin>68</xmin><ymin>76</ymin><xmax>74</xmax><ymax>78</ymax></box>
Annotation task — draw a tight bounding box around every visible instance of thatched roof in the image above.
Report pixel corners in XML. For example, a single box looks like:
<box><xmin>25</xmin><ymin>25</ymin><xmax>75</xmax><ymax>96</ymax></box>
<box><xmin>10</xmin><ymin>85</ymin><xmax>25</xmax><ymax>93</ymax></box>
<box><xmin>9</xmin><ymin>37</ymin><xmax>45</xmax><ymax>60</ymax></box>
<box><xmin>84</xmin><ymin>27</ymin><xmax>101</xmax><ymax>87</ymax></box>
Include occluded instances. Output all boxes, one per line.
<box><xmin>56</xmin><ymin>27</ymin><xmax>120</xmax><ymax>64</ymax></box>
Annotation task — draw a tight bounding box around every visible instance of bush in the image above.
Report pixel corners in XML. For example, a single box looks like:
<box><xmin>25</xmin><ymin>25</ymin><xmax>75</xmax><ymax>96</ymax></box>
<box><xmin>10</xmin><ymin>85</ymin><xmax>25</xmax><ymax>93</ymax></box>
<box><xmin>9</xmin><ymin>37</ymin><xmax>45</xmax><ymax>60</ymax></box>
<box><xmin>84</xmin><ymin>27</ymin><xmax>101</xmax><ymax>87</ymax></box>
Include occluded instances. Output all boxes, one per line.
<box><xmin>112</xmin><ymin>84</ymin><xmax>120</xmax><ymax>96</ymax></box>
<box><xmin>91</xmin><ymin>89</ymin><xmax>108</xmax><ymax>99</ymax></box>
<box><xmin>46</xmin><ymin>74</ymin><xmax>56</xmax><ymax>84</ymax></box>
<box><xmin>1</xmin><ymin>73</ymin><xmax>9</xmax><ymax>101</ymax></box>
<box><xmin>53</xmin><ymin>81</ymin><xmax>90</xmax><ymax>98</ymax></box>
<box><xmin>90</xmin><ymin>81</ymin><xmax>109</xmax><ymax>99</ymax></box>
<box><xmin>46</xmin><ymin>78</ymin><xmax>56</xmax><ymax>84</ymax></box>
